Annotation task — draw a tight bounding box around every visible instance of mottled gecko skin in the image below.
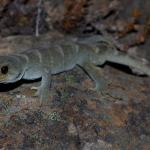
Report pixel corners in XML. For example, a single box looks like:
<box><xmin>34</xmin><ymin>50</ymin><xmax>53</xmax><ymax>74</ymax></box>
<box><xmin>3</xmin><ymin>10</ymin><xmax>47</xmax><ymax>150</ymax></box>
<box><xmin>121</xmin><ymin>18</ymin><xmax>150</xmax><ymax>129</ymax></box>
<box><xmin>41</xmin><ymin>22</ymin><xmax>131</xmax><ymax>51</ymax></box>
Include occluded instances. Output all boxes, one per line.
<box><xmin>0</xmin><ymin>37</ymin><xmax>150</xmax><ymax>104</ymax></box>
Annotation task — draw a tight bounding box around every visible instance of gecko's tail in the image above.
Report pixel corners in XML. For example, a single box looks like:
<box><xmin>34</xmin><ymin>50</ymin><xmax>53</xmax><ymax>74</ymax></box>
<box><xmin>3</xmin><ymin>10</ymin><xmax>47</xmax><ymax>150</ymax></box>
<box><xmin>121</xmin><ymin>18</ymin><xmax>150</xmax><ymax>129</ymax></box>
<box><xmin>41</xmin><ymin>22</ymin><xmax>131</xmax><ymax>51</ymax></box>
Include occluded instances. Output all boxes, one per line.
<box><xmin>78</xmin><ymin>34</ymin><xmax>150</xmax><ymax>76</ymax></box>
<box><xmin>108</xmin><ymin>50</ymin><xmax>150</xmax><ymax>76</ymax></box>
<box><xmin>85</xmin><ymin>34</ymin><xmax>150</xmax><ymax>76</ymax></box>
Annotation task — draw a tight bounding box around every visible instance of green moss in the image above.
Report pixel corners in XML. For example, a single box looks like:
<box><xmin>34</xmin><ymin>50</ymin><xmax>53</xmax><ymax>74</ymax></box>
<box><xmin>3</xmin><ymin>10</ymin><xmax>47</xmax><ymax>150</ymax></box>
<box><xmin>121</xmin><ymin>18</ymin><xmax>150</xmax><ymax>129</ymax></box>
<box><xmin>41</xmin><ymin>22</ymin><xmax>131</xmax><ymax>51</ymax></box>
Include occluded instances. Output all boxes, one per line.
<box><xmin>47</xmin><ymin>112</ymin><xmax>61</xmax><ymax>122</ymax></box>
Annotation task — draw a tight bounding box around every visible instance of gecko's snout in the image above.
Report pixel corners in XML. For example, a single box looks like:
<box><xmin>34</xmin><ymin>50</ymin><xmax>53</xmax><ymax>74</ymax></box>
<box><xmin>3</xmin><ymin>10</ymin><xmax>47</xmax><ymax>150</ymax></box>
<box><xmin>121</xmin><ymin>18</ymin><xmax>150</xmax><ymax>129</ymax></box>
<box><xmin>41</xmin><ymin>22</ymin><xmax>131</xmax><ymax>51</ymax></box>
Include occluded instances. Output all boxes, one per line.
<box><xmin>0</xmin><ymin>56</ymin><xmax>25</xmax><ymax>83</ymax></box>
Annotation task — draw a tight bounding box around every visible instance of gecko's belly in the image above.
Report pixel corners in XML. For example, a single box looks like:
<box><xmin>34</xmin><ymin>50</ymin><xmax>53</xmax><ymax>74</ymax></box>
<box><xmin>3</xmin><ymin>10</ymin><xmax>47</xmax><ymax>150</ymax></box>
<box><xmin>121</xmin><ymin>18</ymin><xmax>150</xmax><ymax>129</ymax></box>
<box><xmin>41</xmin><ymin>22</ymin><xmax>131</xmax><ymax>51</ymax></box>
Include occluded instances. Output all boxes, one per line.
<box><xmin>23</xmin><ymin>68</ymin><xmax>42</xmax><ymax>80</ymax></box>
<box><xmin>51</xmin><ymin>63</ymin><xmax>76</xmax><ymax>74</ymax></box>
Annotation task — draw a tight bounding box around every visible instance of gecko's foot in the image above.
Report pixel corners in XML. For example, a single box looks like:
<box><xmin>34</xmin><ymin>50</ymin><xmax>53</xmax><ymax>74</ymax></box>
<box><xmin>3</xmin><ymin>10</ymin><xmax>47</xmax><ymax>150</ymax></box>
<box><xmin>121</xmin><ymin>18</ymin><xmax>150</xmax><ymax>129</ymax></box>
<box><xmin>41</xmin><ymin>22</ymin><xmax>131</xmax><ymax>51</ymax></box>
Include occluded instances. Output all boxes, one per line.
<box><xmin>40</xmin><ymin>89</ymin><xmax>51</xmax><ymax>106</ymax></box>
<box><xmin>95</xmin><ymin>79</ymin><xmax>107</xmax><ymax>92</ymax></box>
<box><xmin>32</xmin><ymin>87</ymin><xmax>52</xmax><ymax>106</ymax></box>
<box><xmin>90</xmin><ymin>85</ymin><xmax>107</xmax><ymax>95</ymax></box>
<box><xmin>31</xmin><ymin>86</ymin><xmax>40</xmax><ymax>97</ymax></box>
<box><xmin>90</xmin><ymin>80</ymin><xmax>111</xmax><ymax>96</ymax></box>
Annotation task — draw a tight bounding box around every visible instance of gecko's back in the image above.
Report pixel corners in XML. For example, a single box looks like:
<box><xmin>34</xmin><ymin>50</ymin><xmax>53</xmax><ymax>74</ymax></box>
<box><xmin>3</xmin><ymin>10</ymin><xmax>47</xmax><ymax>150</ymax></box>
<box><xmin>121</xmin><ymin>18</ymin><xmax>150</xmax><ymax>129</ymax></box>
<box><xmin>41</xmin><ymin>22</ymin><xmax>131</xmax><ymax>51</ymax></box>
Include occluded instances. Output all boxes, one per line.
<box><xmin>18</xmin><ymin>35</ymin><xmax>113</xmax><ymax>80</ymax></box>
<box><xmin>19</xmin><ymin>40</ymin><xmax>93</xmax><ymax>80</ymax></box>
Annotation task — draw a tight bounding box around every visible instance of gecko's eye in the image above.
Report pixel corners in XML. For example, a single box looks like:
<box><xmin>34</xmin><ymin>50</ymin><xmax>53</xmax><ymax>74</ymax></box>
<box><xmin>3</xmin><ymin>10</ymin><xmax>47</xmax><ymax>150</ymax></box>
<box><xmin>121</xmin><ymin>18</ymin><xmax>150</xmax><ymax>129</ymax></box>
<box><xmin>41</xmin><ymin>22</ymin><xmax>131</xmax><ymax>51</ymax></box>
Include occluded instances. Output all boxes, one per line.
<box><xmin>1</xmin><ymin>66</ymin><xmax>8</xmax><ymax>74</ymax></box>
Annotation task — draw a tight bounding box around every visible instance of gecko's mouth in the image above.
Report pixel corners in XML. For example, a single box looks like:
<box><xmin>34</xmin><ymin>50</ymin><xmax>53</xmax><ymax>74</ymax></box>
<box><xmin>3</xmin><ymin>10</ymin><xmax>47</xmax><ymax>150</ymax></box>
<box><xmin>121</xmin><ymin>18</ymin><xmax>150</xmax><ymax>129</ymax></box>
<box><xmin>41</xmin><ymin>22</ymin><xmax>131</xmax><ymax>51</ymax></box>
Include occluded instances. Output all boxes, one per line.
<box><xmin>9</xmin><ymin>72</ymin><xmax>24</xmax><ymax>83</ymax></box>
<box><xmin>0</xmin><ymin>75</ymin><xmax>8</xmax><ymax>83</ymax></box>
<box><xmin>0</xmin><ymin>72</ymin><xmax>24</xmax><ymax>84</ymax></box>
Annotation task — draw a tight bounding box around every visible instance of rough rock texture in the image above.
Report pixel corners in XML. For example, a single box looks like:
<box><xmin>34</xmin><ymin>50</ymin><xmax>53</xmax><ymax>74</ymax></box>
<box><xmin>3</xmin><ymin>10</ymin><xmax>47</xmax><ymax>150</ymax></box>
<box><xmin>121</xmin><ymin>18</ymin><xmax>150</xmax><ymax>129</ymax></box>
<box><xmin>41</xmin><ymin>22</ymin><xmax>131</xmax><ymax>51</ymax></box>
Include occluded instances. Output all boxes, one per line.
<box><xmin>0</xmin><ymin>65</ymin><xmax>150</xmax><ymax>150</ymax></box>
<box><xmin>0</xmin><ymin>0</ymin><xmax>150</xmax><ymax>149</ymax></box>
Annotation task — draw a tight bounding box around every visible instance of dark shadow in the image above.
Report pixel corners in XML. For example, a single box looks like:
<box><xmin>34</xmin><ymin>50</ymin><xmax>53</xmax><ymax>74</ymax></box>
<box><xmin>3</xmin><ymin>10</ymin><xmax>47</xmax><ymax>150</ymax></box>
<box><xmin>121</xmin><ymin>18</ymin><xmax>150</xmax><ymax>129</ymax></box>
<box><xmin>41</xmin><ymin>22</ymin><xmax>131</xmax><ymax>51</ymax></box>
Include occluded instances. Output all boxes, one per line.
<box><xmin>0</xmin><ymin>80</ymin><xmax>23</xmax><ymax>92</ymax></box>
<box><xmin>105</xmin><ymin>62</ymin><xmax>147</xmax><ymax>77</ymax></box>
<box><xmin>0</xmin><ymin>78</ymin><xmax>41</xmax><ymax>92</ymax></box>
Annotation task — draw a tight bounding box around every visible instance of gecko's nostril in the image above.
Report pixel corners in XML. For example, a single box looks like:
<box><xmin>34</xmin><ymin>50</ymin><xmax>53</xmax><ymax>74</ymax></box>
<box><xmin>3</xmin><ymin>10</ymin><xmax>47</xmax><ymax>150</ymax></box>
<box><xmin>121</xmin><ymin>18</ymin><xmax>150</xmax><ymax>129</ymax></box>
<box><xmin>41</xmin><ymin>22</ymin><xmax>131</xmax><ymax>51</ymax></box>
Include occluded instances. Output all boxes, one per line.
<box><xmin>1</xmin><ymin>66</ymin><xmax>8</xmax><ymax>74</ymax></box>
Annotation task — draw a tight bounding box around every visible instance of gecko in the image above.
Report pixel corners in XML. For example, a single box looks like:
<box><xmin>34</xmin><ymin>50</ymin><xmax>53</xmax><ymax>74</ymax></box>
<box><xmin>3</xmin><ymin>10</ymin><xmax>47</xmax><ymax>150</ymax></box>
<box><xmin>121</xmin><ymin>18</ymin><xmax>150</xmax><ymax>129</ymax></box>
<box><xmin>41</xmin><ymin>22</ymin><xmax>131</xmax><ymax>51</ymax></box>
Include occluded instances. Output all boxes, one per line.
<box><xmin>0</xmin><ymin>35</ymin><xmax>149</xmax><ymax>104</ymax></box>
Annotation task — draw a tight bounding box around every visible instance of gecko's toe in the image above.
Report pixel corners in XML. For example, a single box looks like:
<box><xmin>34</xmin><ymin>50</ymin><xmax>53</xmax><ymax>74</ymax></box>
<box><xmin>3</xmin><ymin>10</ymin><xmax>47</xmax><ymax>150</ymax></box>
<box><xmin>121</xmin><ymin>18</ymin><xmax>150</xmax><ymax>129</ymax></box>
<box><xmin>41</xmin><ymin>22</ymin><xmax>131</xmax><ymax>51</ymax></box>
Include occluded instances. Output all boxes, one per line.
<box><xmin>31</xmin><ymin>87</ymin><xmax>50</xmax><ymax>104</ymax></box>
<box><xmin>31</xmin><ymin>86</ymin><xmax>40</xmax><ymax>97</ymax></box>
<box><xmin>32</xmin><ymin>88</ymin><xmax>40</xmax><ymax>97</ymax></box>
<box><xmin>31</xmin><ymin>86</ymin><xmax>39</xmax><ymax>90</ymax></box>
<box><xmin>89</xmin><ymin>80</ymin><xmax>111</xmax><ymax>97</ymax></box>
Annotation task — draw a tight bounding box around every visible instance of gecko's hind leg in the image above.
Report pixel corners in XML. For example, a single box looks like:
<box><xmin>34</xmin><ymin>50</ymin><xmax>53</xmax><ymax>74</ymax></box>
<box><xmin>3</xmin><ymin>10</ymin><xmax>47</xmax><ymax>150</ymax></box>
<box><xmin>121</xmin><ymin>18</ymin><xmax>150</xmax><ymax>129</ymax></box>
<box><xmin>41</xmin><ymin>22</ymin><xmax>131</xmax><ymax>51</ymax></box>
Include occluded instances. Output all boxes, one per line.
<box><xmin>80</xmin><ymin>63</ymin><xmax>107</xmax><ymax>93</ymax></box>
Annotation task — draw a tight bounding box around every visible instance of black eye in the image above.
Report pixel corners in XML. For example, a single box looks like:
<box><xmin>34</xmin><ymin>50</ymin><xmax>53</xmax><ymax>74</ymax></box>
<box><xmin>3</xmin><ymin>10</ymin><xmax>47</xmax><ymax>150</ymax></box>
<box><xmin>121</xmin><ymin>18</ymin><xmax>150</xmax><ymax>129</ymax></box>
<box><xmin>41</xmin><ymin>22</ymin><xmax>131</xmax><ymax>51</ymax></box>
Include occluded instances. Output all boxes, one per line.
<box><xmin>1</xmin><ymin>66</ymin><xmax>8</xmax><ymax>74</ymax></box>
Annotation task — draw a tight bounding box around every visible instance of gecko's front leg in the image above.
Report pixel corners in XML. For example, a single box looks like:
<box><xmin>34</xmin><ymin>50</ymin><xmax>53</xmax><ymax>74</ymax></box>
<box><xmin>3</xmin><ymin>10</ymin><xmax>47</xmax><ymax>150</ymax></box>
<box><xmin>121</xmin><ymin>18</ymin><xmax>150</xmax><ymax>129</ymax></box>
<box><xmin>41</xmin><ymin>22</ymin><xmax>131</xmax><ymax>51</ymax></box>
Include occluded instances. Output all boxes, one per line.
<box><xmin>36</xmin><ymin>68</ymin><xmax>52</xmax><ymax>105</ymax></box>
<box><xmin>80</xmin><ymin>63</ymin><xmax>107</xmax><ymax>92</ymax></box>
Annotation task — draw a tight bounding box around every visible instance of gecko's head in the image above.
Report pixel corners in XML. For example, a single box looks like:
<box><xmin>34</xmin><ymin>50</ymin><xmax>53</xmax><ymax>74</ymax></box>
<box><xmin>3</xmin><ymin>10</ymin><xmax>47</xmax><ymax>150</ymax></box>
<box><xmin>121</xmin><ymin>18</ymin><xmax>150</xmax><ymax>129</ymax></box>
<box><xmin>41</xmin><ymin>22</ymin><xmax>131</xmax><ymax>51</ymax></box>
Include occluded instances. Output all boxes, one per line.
<box><xmin>0</xmin><ymin>56</ymin><xmax>25</xmax><ymax>83</ymax></box>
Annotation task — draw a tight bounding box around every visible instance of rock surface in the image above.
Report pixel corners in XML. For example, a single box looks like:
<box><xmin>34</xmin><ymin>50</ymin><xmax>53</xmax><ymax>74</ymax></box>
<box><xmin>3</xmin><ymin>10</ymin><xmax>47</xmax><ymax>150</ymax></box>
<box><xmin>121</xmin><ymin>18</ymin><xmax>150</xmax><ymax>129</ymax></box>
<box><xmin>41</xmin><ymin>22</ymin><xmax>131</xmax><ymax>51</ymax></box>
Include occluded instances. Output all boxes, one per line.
<box><xmin>0</xmin><ymin>0</ymin><xmax>150</xmax><ymax>149</ymax></box>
